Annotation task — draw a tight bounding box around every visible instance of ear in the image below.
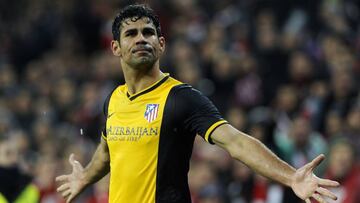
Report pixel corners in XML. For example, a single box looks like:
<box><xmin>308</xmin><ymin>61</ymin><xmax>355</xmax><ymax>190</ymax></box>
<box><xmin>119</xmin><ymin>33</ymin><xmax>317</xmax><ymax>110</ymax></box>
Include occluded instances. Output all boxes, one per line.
<box><xmin>158</xmin><ymin>36</ymin><xmax>166</xmax><ymax>54</ymax></box>
<box><xmin>111</xmin><ymin>40</ymin><xmax>121</xmax><ymax>57</ymax></box>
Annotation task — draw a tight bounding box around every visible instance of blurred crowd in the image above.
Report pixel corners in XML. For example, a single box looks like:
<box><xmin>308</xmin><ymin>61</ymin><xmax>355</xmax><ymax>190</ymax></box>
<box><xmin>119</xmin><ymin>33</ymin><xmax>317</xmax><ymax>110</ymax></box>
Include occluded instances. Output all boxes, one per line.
<box><xmin>0</xmin><ymin>0</ymin><xmax>359</xmax><ymax>203</ymax></box>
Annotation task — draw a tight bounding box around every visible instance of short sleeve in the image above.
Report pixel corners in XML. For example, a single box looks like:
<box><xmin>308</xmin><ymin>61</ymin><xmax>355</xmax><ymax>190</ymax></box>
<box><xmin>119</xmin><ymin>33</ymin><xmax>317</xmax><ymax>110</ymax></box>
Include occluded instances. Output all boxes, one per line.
<box><xmin>173</xmin><ymin>85</ymin><xmax>227</xmax><ymax>144</ymax></box>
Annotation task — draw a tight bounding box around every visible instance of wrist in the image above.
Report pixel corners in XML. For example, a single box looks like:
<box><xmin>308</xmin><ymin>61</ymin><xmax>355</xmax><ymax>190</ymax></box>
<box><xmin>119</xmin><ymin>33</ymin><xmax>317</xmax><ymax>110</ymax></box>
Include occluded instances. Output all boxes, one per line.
<box><xmin>286</xmin><ymin>169</ymin><xmax>297</xmax><ymax>188</ymax></box>
<box><xmin>79</xmin><ymin>169</ymin><xmax>91</xmax><ymax>188</ymax></box>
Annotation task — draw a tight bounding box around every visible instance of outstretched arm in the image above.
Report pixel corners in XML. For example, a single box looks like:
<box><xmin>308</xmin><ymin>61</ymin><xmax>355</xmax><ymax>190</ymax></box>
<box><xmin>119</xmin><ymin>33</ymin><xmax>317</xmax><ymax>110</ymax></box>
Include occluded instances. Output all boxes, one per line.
<box><xmin>211</xmin><ymin>124</ymin><xmax>339</xmax><ymax>203</ymax></box>
<box><xmin>56</xmin><ymin>138</ymin><xmax>110</xmax><ymax>203</ymax></box>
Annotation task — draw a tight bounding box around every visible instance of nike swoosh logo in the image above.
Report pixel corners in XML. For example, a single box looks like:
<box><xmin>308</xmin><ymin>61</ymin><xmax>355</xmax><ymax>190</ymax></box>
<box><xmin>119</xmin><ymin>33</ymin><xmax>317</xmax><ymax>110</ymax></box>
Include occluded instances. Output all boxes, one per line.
<box><xmin>107</xmin><ymin>112</ymin><xmax>115</xmax><ymax>118</ymax></box>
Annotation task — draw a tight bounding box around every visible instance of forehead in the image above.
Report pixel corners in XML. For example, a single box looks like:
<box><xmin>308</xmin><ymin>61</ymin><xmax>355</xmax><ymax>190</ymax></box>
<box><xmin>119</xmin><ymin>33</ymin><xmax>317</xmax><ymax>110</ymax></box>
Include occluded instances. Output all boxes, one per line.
<box><xmin>120</xmin><ymin>17</ymin><xmax>156</xmax><ymax>32</ymax></box>
<box><xmin>332</xmin><ymin>143</ymin><xmax>352</xmax><ymax>155</ymax></box>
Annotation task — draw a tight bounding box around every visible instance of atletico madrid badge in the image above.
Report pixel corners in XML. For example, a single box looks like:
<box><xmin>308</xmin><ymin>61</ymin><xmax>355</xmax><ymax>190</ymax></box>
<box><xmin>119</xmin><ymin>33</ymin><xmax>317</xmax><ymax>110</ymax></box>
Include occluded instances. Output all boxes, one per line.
<box><xmin>144</xmin><ymin>104</ymin><xmax>159</xmax><ymax>123</ymax></box>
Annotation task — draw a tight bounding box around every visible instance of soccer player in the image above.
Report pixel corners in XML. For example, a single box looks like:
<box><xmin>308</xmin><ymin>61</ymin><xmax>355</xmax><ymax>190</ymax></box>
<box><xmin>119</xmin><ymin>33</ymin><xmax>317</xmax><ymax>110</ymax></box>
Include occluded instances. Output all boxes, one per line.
<box><xmin>56</xmin><ymin>4</ymin><xmax>339</xmax><ymax>203</ymax></box>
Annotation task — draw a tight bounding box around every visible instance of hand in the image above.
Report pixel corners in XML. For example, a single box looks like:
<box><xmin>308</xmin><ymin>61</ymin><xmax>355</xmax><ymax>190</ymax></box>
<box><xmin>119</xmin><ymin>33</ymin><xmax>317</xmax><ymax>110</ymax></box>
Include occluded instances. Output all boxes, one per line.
<box><xmin>291</xmin><ymin>154</ymin><xmax>340</xmax><ymax>203</ymax></box>
<box><xmin>56</xmin><ymin>154</ymin><xmax>86</xmax><ymax>203</ymax></box>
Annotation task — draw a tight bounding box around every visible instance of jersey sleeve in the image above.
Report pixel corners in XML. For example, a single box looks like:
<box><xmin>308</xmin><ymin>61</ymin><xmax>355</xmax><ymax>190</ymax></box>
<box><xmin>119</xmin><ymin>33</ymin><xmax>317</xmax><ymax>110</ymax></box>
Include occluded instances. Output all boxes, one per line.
<box><xmin>173</xmin><ymin>84</ymin><xmax>228</xmax><ymax>144</ymax></box>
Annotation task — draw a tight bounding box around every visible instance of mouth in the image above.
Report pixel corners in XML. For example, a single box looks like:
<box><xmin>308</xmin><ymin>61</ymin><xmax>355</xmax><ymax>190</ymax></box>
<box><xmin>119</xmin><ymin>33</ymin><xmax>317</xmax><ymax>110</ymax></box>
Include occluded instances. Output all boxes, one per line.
<box><xmin>134</xmin><ymin>50</ymin><xmax>150</xmax><ymax>53</ymax></box>
<box><xmin>132</xmin><ymin>46</ymin><xmax>153</xmax><ymax>54</ymax></box>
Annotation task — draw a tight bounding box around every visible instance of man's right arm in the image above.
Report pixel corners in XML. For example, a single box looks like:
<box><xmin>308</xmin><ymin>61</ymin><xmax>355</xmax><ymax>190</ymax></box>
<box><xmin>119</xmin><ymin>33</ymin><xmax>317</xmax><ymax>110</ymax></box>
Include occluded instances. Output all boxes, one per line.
<box><xmin>83</xmin><ymin>138</ymin><xmax>110</xmax><ymax>185</ymax></box>
<box><xmin>56</xmin><ymin>138</ymin><xmax>110</xmax><ymax>203</ymax></box>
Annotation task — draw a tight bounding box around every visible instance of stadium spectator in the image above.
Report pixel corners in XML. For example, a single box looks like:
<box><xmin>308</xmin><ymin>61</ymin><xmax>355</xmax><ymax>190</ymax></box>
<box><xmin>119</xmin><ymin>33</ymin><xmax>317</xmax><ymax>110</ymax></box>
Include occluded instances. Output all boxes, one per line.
<box><xmin>323</xmin><ymin>139</ymin><xmax>360</xmax><ymax>203</ymax></box>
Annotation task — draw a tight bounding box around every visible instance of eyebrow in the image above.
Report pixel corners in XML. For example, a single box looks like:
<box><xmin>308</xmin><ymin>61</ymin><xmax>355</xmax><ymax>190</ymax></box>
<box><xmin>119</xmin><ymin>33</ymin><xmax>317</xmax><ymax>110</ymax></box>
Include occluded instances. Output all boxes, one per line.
<box><xmin>123</xmin><ymin>28</ymin><xmax>137</xmax><ymax>35</ymax></box>
<box><xmin>122</xmin><ymin>26</ymin><xmax>156</xmax><ymax>35</ymax></box>
<box><xmin>143</xmin><ymin>27</ymin><xmax>156</xmax><ymax>33</ymax></box>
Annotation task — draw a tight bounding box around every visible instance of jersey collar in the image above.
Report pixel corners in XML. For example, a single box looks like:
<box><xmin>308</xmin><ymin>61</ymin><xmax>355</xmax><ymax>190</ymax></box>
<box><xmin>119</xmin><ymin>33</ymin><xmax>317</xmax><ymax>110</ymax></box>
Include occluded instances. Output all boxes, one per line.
<box><xmin>126</xmin><ymin>73</ymin><xmax>170</xmax><ymax>101</ymax></box>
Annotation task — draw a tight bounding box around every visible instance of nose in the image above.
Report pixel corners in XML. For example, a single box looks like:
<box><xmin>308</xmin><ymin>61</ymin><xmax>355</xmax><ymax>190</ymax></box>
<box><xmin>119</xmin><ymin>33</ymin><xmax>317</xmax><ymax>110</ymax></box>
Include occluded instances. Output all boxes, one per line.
<box><xmin>135</xmin><ymin>33</ymin><xmax>147</xmax><ymax>45</ymax></box>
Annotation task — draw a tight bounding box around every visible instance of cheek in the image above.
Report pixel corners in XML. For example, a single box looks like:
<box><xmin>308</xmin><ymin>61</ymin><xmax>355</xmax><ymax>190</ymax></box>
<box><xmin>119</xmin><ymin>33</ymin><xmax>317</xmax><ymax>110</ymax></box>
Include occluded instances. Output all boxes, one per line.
<box><xmin>120</xmin><ymin>46</ymin><xmax>132</xmax><ymax>57</ymax></box>
<box><xmin>153</xmin><ymin>38</ymin><xmax>163</xmax><ymax>51</ymax></box>
<box><xmin>120</xmin><ymin>40</ymin><xmax>131</xmax><ymax>51</ymax></box>
<box><xmin>155</xmin><ymin>44</ymin><xmax>164</xmax><ymax>55</ymax></box>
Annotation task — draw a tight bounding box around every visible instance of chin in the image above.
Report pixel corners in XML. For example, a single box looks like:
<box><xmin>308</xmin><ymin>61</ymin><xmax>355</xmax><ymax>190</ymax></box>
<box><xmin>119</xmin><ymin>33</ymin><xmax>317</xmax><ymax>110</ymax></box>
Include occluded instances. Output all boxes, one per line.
<box><xmin>132</xmin><ymin>60</ymin><xmax>155</xmax><ymax>69</ymax></box>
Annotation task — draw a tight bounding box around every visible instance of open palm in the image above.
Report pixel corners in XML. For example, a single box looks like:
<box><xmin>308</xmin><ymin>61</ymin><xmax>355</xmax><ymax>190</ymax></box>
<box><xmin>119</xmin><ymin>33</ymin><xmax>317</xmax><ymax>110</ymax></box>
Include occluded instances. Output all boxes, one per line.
<box><xmin>56</xmin><ymin>154</ymin><xmax>86</xmax><ymax>203</ymax></box>
<box><xmin>291</xmin><ymin>154</ymin><xmax>339</xmax><ymax>203</ymax></box>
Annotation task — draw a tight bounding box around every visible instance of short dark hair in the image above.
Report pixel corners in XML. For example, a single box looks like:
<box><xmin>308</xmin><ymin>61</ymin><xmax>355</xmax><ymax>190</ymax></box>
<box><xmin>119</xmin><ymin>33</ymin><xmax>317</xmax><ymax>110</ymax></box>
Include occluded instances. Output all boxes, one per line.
<box><xmin>112</xmin><ymin>4</ymin><xmax>162</xmax><ymax>41</ymax></box>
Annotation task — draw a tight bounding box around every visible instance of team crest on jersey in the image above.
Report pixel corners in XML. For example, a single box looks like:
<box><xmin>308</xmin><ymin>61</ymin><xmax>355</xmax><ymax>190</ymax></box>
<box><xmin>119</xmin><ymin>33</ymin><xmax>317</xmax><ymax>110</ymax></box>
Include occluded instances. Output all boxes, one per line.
<box><xmin>144</xmin><ymin>104</ymin><xmax>159</xmax><ymax>123</ymax></box>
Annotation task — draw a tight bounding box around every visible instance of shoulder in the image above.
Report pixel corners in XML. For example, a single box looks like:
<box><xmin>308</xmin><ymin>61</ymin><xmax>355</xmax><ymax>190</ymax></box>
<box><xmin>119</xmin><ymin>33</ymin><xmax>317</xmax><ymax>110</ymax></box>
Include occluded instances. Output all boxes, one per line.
<box><xmin>167</xmin><ymin>84</ymin><xmax>210</xmax><ymax>108</ymax></box>
<box><xmin>103</xmin><ymin>85</ymin><xmax>124</xmax><ymax>116</ymax></box>
<box><xmin>169</xmin><ymin>83</ymin><xmax>203</xmax><ymax>97</ymax></box>
<box><xmin>168</xmin><ymin>83</ymin><xmax>216</xmax><ymax>116</ymax></box>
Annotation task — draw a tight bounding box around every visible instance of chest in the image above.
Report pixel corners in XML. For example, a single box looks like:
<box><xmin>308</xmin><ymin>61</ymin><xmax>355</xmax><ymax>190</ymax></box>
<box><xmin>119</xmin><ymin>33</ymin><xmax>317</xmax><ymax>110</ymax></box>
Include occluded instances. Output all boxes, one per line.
<box><xmin>105</xmin><ymin>94</ymin><xmax>167</xmax><ymax>150</ymax></box>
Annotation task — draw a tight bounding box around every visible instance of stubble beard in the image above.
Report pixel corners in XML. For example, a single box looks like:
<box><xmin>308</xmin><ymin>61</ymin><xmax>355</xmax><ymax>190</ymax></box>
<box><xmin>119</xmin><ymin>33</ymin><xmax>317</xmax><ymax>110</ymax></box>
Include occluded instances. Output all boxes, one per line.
<box><xmin>129</xmin><ymin>54</ymin><xmax>157</xmax><ymax>70</ymax></box>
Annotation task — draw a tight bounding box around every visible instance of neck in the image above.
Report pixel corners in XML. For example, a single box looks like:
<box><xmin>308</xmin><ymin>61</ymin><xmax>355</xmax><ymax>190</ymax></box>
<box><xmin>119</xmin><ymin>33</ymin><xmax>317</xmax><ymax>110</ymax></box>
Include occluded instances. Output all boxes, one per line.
<box><xmin>122</xmin><ymin>60</ymin><xmax>164</xmax><ymax>95</ymax></box>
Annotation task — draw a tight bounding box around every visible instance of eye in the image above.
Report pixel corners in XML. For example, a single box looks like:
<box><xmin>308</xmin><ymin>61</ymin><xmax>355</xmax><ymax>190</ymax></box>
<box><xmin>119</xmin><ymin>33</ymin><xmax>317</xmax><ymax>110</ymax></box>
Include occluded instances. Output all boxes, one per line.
<box><xmin>143</xmin><ymin>28</ymin><xmax>155</xmax><ymax>36</ymax></box>
<box><xmin>125</xmin><ymin>30</ymin><xmax>137</xmax><ymax>37</ymax></box>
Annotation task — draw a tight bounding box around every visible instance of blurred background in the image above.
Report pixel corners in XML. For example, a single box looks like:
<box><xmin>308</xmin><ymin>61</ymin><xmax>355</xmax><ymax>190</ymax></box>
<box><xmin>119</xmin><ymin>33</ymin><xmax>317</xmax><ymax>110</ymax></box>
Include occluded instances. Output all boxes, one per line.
<box><xmin>0</xmin><ymin>0</ymin><xmax>359</xmax><ymax>202</ymax></box>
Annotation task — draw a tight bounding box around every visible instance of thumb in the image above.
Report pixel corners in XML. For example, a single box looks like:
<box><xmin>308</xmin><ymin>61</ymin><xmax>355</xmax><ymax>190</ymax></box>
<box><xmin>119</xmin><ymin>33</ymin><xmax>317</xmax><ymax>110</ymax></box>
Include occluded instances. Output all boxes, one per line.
<box><xmin>307</xmin><ymin>154</ymin><xmax>325</xmax><ymax>171</ymax></box>
<box><xmin>69</xmin><ymin>153</ymin><xmax>75</xmax><ymax>165</ymax></box>
<box><xmin>69</xmin><ymin>153</ymin><xmax>83</xmax><ymax>171</ymax></box>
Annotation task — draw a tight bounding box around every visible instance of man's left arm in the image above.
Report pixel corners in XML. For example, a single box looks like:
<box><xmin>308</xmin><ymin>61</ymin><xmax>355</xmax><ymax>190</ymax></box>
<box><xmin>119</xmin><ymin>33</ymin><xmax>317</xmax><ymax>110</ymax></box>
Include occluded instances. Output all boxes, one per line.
<box><xmin>211</xmin><ymin>123</ymin><xmax>339</xmax><ymax>203</ymax></box>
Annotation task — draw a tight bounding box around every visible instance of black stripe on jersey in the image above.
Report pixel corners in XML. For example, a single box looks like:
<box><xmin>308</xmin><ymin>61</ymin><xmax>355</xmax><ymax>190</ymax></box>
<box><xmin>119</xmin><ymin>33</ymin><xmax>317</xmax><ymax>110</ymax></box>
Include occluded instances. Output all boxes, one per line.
<box><xmin>156</xmin><ymin>84</ymin><xmax>225</xmax><ymax>203</ymax></box>
<box><xmin>127</xmin><ymin>75</ymin><xmax>170</xmax><ymax>101</ymax></box>
<box><xmin>156</xmin><ymin>84</ymin><xmax>194</xmax><ymax>203</ymax></box>
<box><xmin>102</xmin><ymin>86</ymin><xmax>118</xmax><ymax>138</ymax></box>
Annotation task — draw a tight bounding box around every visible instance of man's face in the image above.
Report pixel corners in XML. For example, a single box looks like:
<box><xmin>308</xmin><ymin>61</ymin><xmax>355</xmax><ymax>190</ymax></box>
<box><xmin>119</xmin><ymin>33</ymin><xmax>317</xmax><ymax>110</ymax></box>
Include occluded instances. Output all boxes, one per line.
<box><xmin>113</xmin><ymin>17</ymin><xmax>165</xmax><ymax>69</ymax></box>
<box><xmin>329</xmin><ymin>143</ymin><xmax>354</xmax><ymax>179</ymax></box>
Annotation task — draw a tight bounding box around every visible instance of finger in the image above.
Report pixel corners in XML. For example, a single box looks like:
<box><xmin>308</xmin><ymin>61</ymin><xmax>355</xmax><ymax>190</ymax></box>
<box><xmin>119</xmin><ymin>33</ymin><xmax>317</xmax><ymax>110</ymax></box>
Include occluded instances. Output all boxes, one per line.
<box><xmin>316</xmin><ymin>187</ymin><xmax>337</xmax><ymax>200</ymax></box>
<box><xmin>62</xmin><ymin>189</ymin><xmax>71</xmax><ymax>198</ymax></box>
<box><xmin>73</xmin><ymin>160</ymin><xmax>83</xmax><ymax>171</ymax></box>
<box><xmin>66</xmin><ymin>194</ymin><xmax>75</xmax><ymax>203</ymax></box>
<box><xmin>305</xmin><ymin>198</ymin><xmax>311</xmax><ymax>203</ymax></box>
<box><xmin>306</xmin><ymin>154</ymin><xmax>325</xmax><ymax>171</ymax></box>
<box><xmin>312</xmin><ymin>193</ymin><xmax>326</xmax><ymax>203</ymax></box>
<box><xmin>69</xmin><ymin>153</ymin><xmax>75</xmax><ymax>165</ymax></box>
<box><xmin>56</xmin><ymin>175</ymin><xmax>69</xmax><ymax>182</ymax></box>
<box><xmin>69</xmin><ymin>154</ymin><xmax>83</xmax><ymax>171</ymax></box>
<box><xmin>57</xmin><ymin>183</ymin><xmax>69</xmax><ymax>192</ymax></box>
<box><xmin>318</xmin><ymin>178</ymin><xmax>340</xmax><ymax>187</ymax></box>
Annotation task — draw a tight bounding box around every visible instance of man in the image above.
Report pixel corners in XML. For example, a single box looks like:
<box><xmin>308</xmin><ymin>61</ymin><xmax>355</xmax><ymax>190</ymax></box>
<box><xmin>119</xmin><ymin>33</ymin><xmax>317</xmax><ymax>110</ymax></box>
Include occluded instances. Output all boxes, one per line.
<box><xmin>0</xmin><ymin>135</ymin><xmax>39</xmax><ymax>203</ymax></box>
<box><xmin>56</xmin><ymin>4</ymin><xmax>339</xmax><ymax>203</ymax></box>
